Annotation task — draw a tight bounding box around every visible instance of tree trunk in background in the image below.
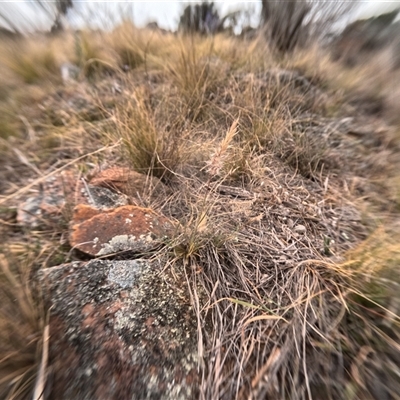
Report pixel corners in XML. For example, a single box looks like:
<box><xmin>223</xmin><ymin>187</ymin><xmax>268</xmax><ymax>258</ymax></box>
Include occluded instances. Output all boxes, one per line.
<box><xmin>261</xmin><ymin>0</ymin><xmax>357</xmax><ymax>53</ymax></box>
<box><xmin>261</xmin><ymin>0</ymin><xmax>311</xmax><ymax>52</ymax></box>
<box><xmin>51</xmin><ymin>0</ymin><xmax>73</xmax><ymax>32</ymax></box>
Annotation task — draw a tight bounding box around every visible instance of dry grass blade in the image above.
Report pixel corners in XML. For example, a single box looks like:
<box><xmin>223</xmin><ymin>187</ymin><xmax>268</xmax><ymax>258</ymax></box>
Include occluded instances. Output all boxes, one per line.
<box><xmin>32</xmin><ymin>324</ymin><xmax>49</xmax><ymax>400</ymax></box>
<box><xmin>242</xmin><ymin>314</ymin><xmax>286</xmax><ymax>329</ymax></box>
<box><xmin>251</xmin><ymin>347</ymin><xmax>281</xmax><ymax>389</ymax></box>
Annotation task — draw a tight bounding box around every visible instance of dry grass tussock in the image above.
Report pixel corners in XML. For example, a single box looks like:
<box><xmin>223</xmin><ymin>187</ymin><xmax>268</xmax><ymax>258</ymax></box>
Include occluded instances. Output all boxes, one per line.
<box><xmin>0</xmin><ymin>250</ymin><xmax>46</xmax><ymax>400</ymax></box>
<box><xmin>0</xmin><ymin>24</ymin><xmax>400</xmax><ymax>399</ymax></box>
<box><xmin>163</xmin><ymin>167</ymin><xmax>400</xmax><ymax>399</ymax></box>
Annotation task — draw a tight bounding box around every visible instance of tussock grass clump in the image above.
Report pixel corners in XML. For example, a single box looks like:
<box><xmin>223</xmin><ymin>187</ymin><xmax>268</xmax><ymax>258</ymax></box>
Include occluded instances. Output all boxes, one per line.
<box><xmin>166</xmin><ymin>37</ymin><xmax>223</xmax><ymax>122</ymax></box>
<box><xmin>74</xmin><ymin>31</ymin><xmax>118</xmax><ymax>79</ymax></box>
<box><xmin>110</xmin><ymin>87</ymin><xmax>185</xmax><ymax>180</ymax></box>
<box><xmin>3</xmin><ymin>40</ymin><xmax>59</xmax><ymax>84</ymax></box>
<box><xmin>0</xmin><ymin>109</ymin><xmax>19</xmax><ymax>140</ymax></box>
<box><xmin>109</xmin><ymin>22</ymin><xmax>145</xmax><ymax>70</ymax></box>
<box><xmin>335</xmin><ymin>229</ymin><xmax>400</xmax><ymax>399</ymax></box>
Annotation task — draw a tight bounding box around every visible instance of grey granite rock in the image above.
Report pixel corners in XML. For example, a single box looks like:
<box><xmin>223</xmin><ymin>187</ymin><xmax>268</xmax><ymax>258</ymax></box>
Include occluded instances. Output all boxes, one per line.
<box><xmin>39</xmin><ymin>259</ymin><xmax>199</xmax><ymax>400</ymax></box>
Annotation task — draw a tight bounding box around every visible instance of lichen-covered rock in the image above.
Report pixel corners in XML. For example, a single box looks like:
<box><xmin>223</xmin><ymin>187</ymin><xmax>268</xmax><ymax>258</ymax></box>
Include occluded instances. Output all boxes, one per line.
<box><xmin>40</xmin><ymin>259</ymin><xmax>199</xmax><ymax>400</ymax></box>
<box><xmin>16</xmin><ymin>170</ymin><xmax>86</xmax><ymax>227</ymax></box>
<box><xmin>16</xmin><ymin>170</ymin><xmax>132</xmax><ymax>227</ymax></box>
<box><xmin>85</xmin><ymin>184</ymin><xmax>129</xmax><ymax>209</ymax></box>
<box><xmin>69</xmin><ymin>205</ymin><xmax>175</xmax><ymax>256</ymax></box>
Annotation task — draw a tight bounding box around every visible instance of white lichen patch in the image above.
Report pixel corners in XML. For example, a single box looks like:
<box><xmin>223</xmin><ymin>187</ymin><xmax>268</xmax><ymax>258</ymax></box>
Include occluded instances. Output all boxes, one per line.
<box><xmin>107</xmin><ymin>260</ymin><xmax>148</xmax><ymax>288</ymax></box>
<box><xmin>96</xmin><ymin>233</ymin><xmax>154</xmax><ymax>256</ymax></box>
<box><xmin>111</xmin><ymin>261</ymin><xmax>200</xmax><ymax>399</ymax></box>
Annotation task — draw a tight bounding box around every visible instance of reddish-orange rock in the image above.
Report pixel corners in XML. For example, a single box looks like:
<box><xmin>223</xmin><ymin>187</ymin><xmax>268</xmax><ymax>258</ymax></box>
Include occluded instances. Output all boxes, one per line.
<box><xmin>90</xmin><ymin>167</ymin><xmax>168</xmax><ymax>199</ymax></box>
<box><xmin>69</xmin><ymin>204</ymin><xmax>174</xmax><ymax>256</ymax></box>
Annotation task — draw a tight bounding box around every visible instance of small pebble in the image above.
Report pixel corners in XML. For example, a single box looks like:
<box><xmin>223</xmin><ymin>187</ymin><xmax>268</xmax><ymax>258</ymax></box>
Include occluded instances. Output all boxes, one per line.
<box><xmin>294</xmin><ymin>224</ymin><xmax>306</xmax><ymax>233</ymax></box>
